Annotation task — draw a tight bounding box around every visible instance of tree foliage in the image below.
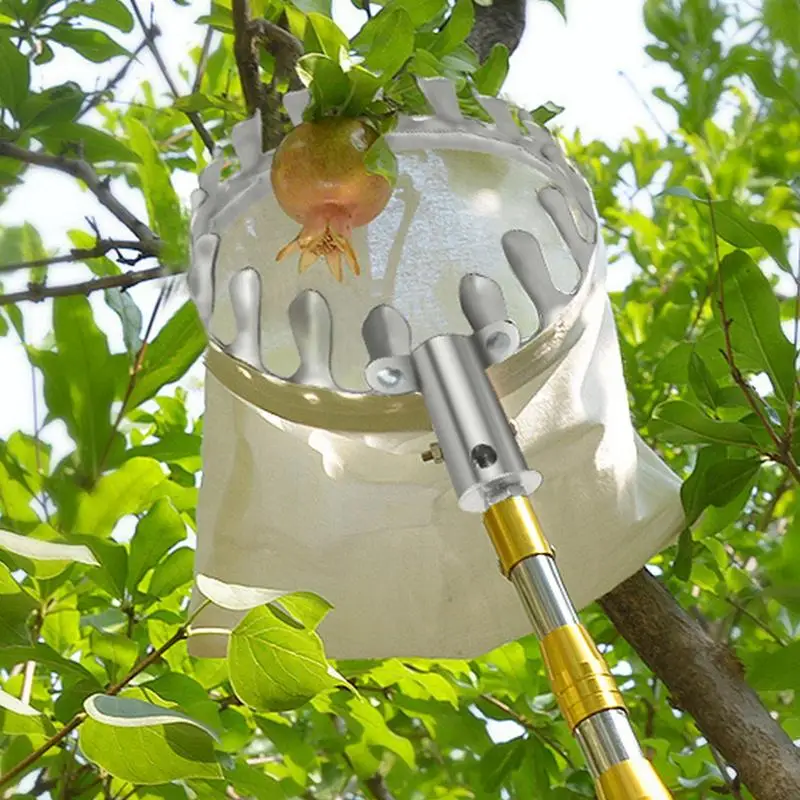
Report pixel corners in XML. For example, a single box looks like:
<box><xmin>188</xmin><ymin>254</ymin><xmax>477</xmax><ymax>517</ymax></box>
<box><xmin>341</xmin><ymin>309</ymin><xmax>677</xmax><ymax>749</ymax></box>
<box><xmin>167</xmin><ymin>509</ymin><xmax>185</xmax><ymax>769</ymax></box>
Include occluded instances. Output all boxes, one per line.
<box><xmin>0</xmin><ymin>0</ymin><xmax>798</xmax><ymax>798</ymax></box>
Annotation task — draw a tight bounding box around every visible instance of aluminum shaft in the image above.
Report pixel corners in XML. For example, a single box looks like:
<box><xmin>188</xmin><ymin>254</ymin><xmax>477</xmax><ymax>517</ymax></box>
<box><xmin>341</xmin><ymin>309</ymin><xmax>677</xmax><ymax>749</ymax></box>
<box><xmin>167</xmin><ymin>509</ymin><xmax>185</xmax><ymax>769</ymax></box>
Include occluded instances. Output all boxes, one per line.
<box><xmin>414</xmin><ymin>331</ymin><xmax>672</xmax><ymax>799</ymax></box>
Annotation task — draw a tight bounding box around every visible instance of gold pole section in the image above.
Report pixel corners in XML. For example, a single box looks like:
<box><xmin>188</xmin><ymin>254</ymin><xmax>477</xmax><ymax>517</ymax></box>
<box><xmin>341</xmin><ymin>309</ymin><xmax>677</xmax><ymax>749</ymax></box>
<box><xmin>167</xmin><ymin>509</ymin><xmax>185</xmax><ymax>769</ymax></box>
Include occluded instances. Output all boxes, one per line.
<box><xmin>483</xmin><ymin>494</ymin><xmax>552</xmax><ymax>574</ymax></box>
<box><xmin>481</xmin><ymin>495</ymin><xmax>673</xmax><ymax>800</ymax></box>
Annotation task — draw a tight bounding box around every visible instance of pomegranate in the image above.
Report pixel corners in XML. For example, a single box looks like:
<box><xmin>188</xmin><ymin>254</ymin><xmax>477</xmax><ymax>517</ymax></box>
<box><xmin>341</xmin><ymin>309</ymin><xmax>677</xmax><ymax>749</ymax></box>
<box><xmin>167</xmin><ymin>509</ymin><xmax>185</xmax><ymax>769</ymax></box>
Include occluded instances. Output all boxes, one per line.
<box><xmin>271</xmin><ymin>117</ymin><xmax>393</xmax><ymax>281</ymax></box>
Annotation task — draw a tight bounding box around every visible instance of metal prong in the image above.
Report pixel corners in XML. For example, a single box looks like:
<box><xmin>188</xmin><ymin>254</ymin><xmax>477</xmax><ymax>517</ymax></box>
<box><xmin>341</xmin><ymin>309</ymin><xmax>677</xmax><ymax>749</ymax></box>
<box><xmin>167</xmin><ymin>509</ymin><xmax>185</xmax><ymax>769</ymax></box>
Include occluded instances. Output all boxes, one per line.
<box><xmin>459</xmin><ymin>274</ymin><xmax>520</xmax><ymax>366</ymax></box>
<box><xmin>226</xmin><ymin>268</ymin><xmax>264</xmax><ymax>369</ymax></box>
<box><xmin>363</xmin><ymin>305</ymin><xmax>417</xmax><ymax>394</ymax></box>
<box><xmin>231</xmin><ymin>110</ymin><xmax>262</xmax><ymax>171</ymax></box>
<box><xmin>502</xmin><ymin>230</ymin><xmax>568</xmax><ymax>332</ymax></box>
<box><xmin>477</xmin><ymin>96</ymin><xmax>520</xmax><ymax>139</ymax></box>
<box><xmin>539</xmin><ymin>186</ymin><xmax>593</xmax><ymax>269</ymax></box>
<box><xmin>188</xmin><ymin>233</ymin><xmax>220</xmax><ymax>327</ymax></box>
<box><xmin>418</xmin><ymin>78</ymin><xmax>463</xmax><ymax>123</ymax></box>
<box><xmin>288</xmin><ymin>290</ymin><xmax>336</xmax><ymax>389</ymax></box>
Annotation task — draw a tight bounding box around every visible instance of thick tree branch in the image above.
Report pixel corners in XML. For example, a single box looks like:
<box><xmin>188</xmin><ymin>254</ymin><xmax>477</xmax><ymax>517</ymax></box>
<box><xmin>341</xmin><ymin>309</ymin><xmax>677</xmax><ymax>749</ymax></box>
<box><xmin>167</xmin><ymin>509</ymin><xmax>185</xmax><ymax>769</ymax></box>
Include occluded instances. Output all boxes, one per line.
<box><xmin>129</xmin><ymin>0</ymin><xmax>215</xmax><ymax>154</ymax></box>
<box><xmin>601</xmin><ymin>570</ymin><xmax>800</xmax><ymax>800</ymax></box>
<box><xmin>468</xmin><ymin>0</ymin><xmax>526</xmax><ymax>61</ymax></box>
<box><xmin>0</xmin><ymin>266</ymin><xmax>166</xmax><ymax>306</ymax></box>
<box><xmin>0</xmin><ymin>141</ymin><xmax>157</xmax><ymax>246</ymax></box>
<box><xmin>0</xmin><ymin>239</ymin><xmax>158</xmax><ymax>274</ymax></box>
<box><xmin>232</xmin><ymin>0</ymin><xmax>302</xmax><ymax>151</ymax></box>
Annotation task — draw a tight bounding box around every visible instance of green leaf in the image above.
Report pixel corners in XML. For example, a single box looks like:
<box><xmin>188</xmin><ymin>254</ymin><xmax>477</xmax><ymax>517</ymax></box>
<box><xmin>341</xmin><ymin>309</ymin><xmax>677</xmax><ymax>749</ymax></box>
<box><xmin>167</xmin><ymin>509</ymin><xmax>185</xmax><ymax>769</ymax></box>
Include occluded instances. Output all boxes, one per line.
<box><xmin>346</xmin><ymin>696</ymin><xmax>416</xmax><ymax>768</ymax></box>
<box><xmin>297</xmin><ymin>54</ymin><xmax>350</xmax><ymax>116</ymax></box>
<box><xmin>481</xmin><ymin>738</ymin><xmax>526</xmax><ymax>791</ymax></box>
<box><xmin>85</xmin><ymin>694</ymin><xmax>218</xmax><ymax>739</ymax></box>
<box><xmin>196</xmin><ymin>573</ymin><xmax>289</xmax><ymax>611</ymax></box>
<box><xmin>431</xmin><ymin>0</ymin><xmax>474</xmax><ymax>56</ymax></box>
<box><xmin>530</xmin><ymin>101</ymin><xmax>564</xmax><ymax>125</ymax></box>
<box><xmin>543</xmin><ymin>0</ymin><xmax>566</xmax><ymax>18</ymax></box>
<box><xmin>41</xmin><ymin>601</ymin><xmax>81</xmax><ymax>652</ymax></box>
<box><xmin>0</xmin><ymin>37</ymin><xmax>30</xmax><ymax>116</ymax></box>
<box><xmin>700</xmin><ymin>457</ymin><xmax>761</xmax><ymax>509</ymax></box>
<box><xmin>340</xmin><ymin>65</ymin><xmax>382</xmax><ymax>115</ymax></box>
<box><xmin>70</xmin><ymin>535</ymin><xmax>129</xmax><ymax>597</ymax></box>
<box><xmin>73</xmin><ymin>458</ymin><xmax>165</xmax><ymax>537</ymax></box>
<box><xmin>80</xmin><ymin>697</ymin><xmax>222</xmax><ymax>784</ymax></box>
<box><xmin>672</xmin><ymin>527</ymin><xmax>693</xmax><ymax>580</ymax></box>
<box><xmin>126</xmin><ymin>302</ymin><xmax>206</xmax><ymax>410</ymax></box>
<box><xmin>747</xmin><ymin>641</ymin><xmax>800</xmax><ymax>691</ymax></box>
<box><xmin>147</xmin><ymin>547</ymin><xmax>194</xmax><ymax>598</ymax></box>
<box><xmin>712</xmin><ymin>201</ymin><xmax>791</xmax><ymax>272</ymax></box>
<box><xmin>48</xmin><ymin>25</ymin><xmax>129</xmax><ymax>62</ymax></box>
<box><xmin>0</xmin><ymin>528</ymin><xmax>98</xmax><ymax>567</ymax></box>
<box><xmin>472</xmin><ymin>43</ymin><xmax>510</xmax><ymax>96</ymax></box>
<box><xmin>291</xmin><ymin>0</ymin><xmax>332</xmax><ymax>13</ymax></box>
<box><xmin>104</xmin><ymin>288</ymin><xmax>143</xmax><ymax>356</ymax></box>
<box><xmin>716</xmin><ymin>251</ymin><xmax>796</xmax><ymax>403</ymax></box>
<box><xmin>30</xmin><ymin>296</ymin><xmax>124</xmax><ymax>480</ymax></box>
<box><xmin>224</xmin><ymin>760</ymin><xmax>284</xmax><ymax>798</ymax></box>
<box><xmin>62</xmin><ymin>0</ymin><xmax>134</xmax><ymax>32</ymax></box>
<box><xmin>364</xmin><ymin>135</ymin><xmax>398</xmax><ymax>187</ymax></box>
<box><xmin>89</xmin><ymin>632</ymin><xmax>139</xmax><ymax>680</ymax></box>
<box><xmin>128</xmin><ymin>498</ymin><xmax>186</xmax><ymax>591</ymax></box>
<box><xmin>651</xmin><ymin>400</ymin><xmax>759</xmax><ymax>446</ymax></box>
<box><xmin>0</xmin><ymin>562</ymin><xmax>36</xmax><ymax>647</ymax></box>
<box><xmin>361</xmin><ymin>7</ymin><xmax>414</xmax><ymax>77</ymax></box>
<box><xmin>688</xmin><ymin>350</ymin><xmax>719</xmax><ymax>409</ymax></box>
<box><xmin>0</xmin><ymin>689</ymin><xmax>53</xmax><ymax>738</ymax></box>
<box><xmin>304</xmin><ymin>12</ymin><xmax>349</xmax><ymax>60</ymax></box>
<box><xmin>228</xmin><ymin>605</ymin><xmax>335</xmax><ymax>712</ymax></box>
<box><xmin>125</xmin><ymin>118</ymin><xmax>188</xmax><ymax>266</ymax></box>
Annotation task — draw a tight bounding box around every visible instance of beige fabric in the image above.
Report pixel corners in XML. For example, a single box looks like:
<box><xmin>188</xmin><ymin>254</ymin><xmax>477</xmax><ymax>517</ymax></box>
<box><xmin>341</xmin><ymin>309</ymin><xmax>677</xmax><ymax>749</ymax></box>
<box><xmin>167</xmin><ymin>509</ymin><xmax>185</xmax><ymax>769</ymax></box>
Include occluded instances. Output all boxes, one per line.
<box><xmin>188</xmin><ymin>277</ymin><xmax>685</xmax><ymax>661</ymax></box>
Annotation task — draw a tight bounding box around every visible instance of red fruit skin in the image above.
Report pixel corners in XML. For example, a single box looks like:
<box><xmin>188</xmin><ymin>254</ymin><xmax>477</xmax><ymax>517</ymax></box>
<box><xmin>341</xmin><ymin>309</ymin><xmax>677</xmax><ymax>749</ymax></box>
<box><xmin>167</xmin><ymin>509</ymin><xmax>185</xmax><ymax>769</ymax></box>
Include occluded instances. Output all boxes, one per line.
<box><xmin>270</xmin><ymin>118</ymin><xmax>392</xmax><ymax>228</ymax></box>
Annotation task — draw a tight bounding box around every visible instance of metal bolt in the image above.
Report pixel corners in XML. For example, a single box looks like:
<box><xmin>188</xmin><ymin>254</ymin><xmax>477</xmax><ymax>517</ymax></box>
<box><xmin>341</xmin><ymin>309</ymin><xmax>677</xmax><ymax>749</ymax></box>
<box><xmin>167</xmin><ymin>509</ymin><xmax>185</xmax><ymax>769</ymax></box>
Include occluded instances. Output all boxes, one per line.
<box><xmin>421</xmin><ymin>442</ymin><xmax>444</xmax><ymax>464</ymax></box>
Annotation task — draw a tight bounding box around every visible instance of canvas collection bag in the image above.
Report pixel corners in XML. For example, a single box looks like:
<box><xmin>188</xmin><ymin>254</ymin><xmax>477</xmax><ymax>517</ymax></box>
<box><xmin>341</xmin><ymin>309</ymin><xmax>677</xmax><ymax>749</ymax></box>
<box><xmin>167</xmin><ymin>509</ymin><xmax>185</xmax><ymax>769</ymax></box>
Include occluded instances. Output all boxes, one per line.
<box><xmin>186</xmin><ymin>79</ymin><xmax>685</xmax><ymax>661</ymax></box>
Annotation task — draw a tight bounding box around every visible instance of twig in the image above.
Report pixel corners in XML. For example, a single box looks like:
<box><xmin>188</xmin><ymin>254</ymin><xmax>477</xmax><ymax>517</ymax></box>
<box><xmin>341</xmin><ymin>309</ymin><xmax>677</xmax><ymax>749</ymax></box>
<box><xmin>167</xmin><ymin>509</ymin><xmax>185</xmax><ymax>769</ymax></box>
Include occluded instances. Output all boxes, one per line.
<box><xmin>618</xmin><ymin>70</ymin><xmax>673</xmax><ymax>143</ymax></box>
<box><xmin>709</xmin><ymin>744</ymin><xmax>744</xmax><ymax>799</ymax></box>
<box><xmin>479</xmin><ymin>693</ymin><xmax>576</xmax><ymax>770</ymax></box>
<box><xmin>0</xmin><ymin>239</ymin><xmax>159</xmax><ymax>274</ymax></box>
<box><xmin>0</xmin><ymin>625</ymin><xmax>190</xmax><ymax>791</ymax></box>
<box><xmin>364</xmin><ymin>774</ymin><xmax>396</xmax><ymax>800</ymax></box>
<box><xmin>193</xmin><ymin>26</ymin><xmax>214</xmax><ymax>93</ymax></box>
<box><xmin>129</xmin><ymin>0</ymin><xmax>215</xmax><ymax>154</ymax></box>
<box><xmin>0</xmin><ymin>266</ymin><xmax>165</xmax><ymax>306</ymax></box>
<box><xmin>708</xmin><ymin>198</ymin><xmax>800</xmax><ymax>484</ymax></box>
<box><xmin>80</xmin><ymin>39</ymin><xmax>149</xmax><ymax>117</ymax></box>
<box><xmin>0</xmin><ymin>142</ymin><xmax>158</xmax><ymax>246</ymax></box>
<box><xmin>723</xmin><ymin>597</ymin><xmax>787</xmax><ymax>647</ymax></box>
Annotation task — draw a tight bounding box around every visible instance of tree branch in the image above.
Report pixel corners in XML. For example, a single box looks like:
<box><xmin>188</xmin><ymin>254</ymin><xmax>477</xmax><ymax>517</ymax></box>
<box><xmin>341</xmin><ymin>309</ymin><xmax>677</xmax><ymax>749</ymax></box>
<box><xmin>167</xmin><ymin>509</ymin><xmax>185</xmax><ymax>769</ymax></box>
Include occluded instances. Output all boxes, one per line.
<box><xmin>0</xmin><ymin>239</ymin><xmax>159</xmax><ymax>274</ymax></box>
<box><xmin>479</xmin><ymin>693</ymin><xmax>576</xmax><ymax>769</ymax></box>
<box><xmin>80</xmin><ymin>38</ymin><xmax>149</xmax><ymax>117</ymax></box>
<box><xmin>601</xmin><ymin>570</ymin><xmax>800</xmax><ymax>800</ymax></box>
<box><xmin>232</xmin><ymin>0</ymin><xmax>302</xmax><ymax>151</ymax></box>
<box><xmin>0</xmin><ymin>266</ymin><xmax>166</xmax><ymax>306</ymax></box>
<box><xmin>708</xmin><ymin>199</ymin><xmax>800</xmax><ymax>483</ymax></box>
<box><xmin>129</xmin><ymin>0</ymin><xmax>215</xmax><ymax>154</ymax></box>
<box><xmin>468</xmin><ymin>0</ymin><xmax>526</xmax><ymax>61</ymax></box>
<box><xmin>0</xmin><ymin>625</ymin><xmax>189</xmax><ymax>791</ymax></box>
<box><xmin>0</xmin><ymin>141</ymin><xmax>158</xmax><ymax>246</ymax></box>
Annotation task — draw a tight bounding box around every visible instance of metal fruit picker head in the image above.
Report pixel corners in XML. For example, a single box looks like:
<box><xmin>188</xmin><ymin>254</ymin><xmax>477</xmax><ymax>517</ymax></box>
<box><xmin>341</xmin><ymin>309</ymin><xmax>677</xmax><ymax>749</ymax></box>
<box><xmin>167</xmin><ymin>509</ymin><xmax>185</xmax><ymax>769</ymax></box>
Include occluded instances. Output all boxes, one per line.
<box><xmin>186</xmin><ymin>78</ymin><xmax>684</xmax><ymax>664</ymax></box>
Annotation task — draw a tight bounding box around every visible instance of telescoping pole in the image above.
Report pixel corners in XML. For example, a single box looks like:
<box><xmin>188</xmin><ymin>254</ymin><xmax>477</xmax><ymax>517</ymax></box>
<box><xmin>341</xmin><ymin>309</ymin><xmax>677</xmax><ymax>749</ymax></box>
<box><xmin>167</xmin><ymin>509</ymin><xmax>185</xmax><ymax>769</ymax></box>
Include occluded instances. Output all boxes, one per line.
<box><xmin>411</xmin><ymin>333</ymin><xmax>672</xmax><ymax>800</ymax></box>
